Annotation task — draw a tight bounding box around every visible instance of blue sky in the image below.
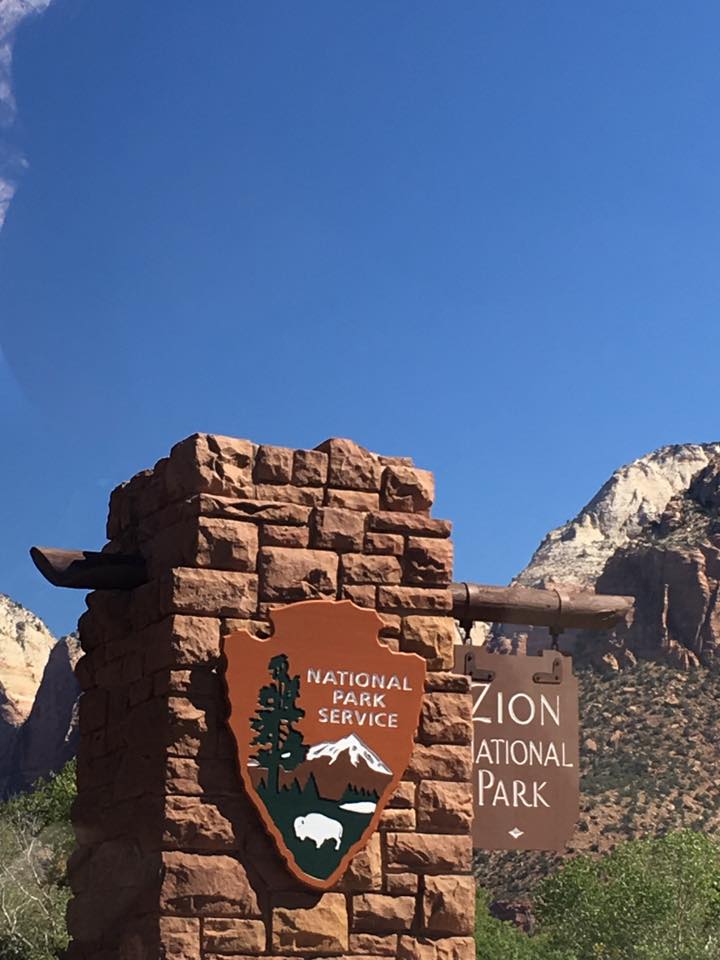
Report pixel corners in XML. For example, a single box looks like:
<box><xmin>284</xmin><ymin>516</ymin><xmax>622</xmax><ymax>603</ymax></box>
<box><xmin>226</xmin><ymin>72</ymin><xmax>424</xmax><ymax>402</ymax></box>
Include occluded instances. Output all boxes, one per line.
<box><xmin>1</xmin><ymin>1</ymin><xmax>720</xmax><ymax>636</ymax></box>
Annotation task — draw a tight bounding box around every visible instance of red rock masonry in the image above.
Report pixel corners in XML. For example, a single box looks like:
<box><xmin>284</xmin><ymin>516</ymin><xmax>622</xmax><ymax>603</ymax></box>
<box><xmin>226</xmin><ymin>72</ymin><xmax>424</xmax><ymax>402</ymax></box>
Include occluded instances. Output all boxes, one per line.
<box><xmin>68</xmin><ymin>436</ymin><xmax>474</xmax><ymax>960</ymax></box>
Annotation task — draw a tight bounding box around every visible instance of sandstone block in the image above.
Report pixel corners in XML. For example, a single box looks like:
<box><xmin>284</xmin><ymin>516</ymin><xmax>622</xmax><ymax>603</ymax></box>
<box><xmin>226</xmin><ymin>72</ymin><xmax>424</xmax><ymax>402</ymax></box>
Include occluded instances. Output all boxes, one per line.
<box><xmin>128</xmin><ymin>674</ymin><xmax>153</xmax><ymax>705</ymax></box>
<box><xmin>325</xmin><ymin>489</ymin><xmax>380</xmax><ymax>511</ymax></box>
<box><xmin>74</xmin><ymin>652</ymin><xmax>95</xmax><ymax>691</ymax></box>
<box><xmin>378</xmin><ymin>613</ymin><xmax>402</xmax><ymax>636</ymax></box>
<box><xmin>147</xmin><ymin>519</ymin><xmax>196</xmax><ymax>573</ymax></box>
<box><xmin>420</xmin><ymin>693</ymin><xmax>472</xmax><ymax>745</ymax></box>
<box><xmin>221</xmin><ymin>618</ymin><xmax>271</xmax><ymax>639</ymax></box>
<box><xmin>397</xmin><ymin>936</ymin><xmax>475</xmax><ymax>960</ymax></box>
<box><xmin>385</xmin><ymin>834</ymin><xmax>473</xmax><ymax>875</ymax></box>
<box><xmin>165</xmin><ymin>756</ymin><xmax>240</xmax><ymax>796</ymax></box>
<box><xmin>165</xmin><ymin>696</ymin><xmax>209</xmax><ymax>756</ymax></box>
<box><xmin>338</xmin><ymin>834</ymin><xmax>382</xmax><ymax>892</ymax></box>
<box><xmin>416</xmin><ymin>781</ymin><xmax>473</xmax><ymax>834</ymax></box>
<box><xmin>108</xmin><ymin>463</ymin><xmax>167</xmax><ymax>533</ymax></box>
<box><xmin>381</xmin><ymin>465</ymin><xmax>434</xmax><ymax>513</ymax></box>
<box><xmin>261</xmin><ymin>524</ymin><xmax>310</xmax><ymax>548</ymax></box>
<box><xmin>365</xmin><ymin>532</ymin><xmax>404</xmax><ymax>555</ymax></box>
<box><xmin>293</xmin><ymin>448</ymin><xmax>328</xmax><ymax>487</ymax></box>
<box><xmin>203</xmin><ymin>917</ymin><xmax>267</xmax><ymax>954</ymax></box>
<box><xmin>254</xmin><ymin>445</ymin><xmax>294</xmax><ymax>484</ymax></box>
<box><xmin>342</xmin><ymin>554</ymin><xmax>402</xmax><ymax>585</ymax></box>
<box><xmin>385</xmin><ymin>873</ymin><xmax>418</xmax><ymax>896</ymax></box>
<box><xmin>404</xmin><ymin>538</ymin><xmax>453</xmax><ymax>586</ymax></box>
<box><xmin>406</xmin><ymin>744</ymin><xmax>472</xmax><ymax>782</ymax></box>
<box><xmin>162</xmin><ymin>796</ymin><xmax>247</xmax><ymax>851</ymax></box>
<box><xmin>400</xmin><ymin>617</ymin><xmax>455</xmax><ymax>670</ymax></box>
<box><xmin>311</xmin><ymin>507</ymin><xmax>366</xmax><ymax>552</ymax></box>
<box><xmin>378</xmin><ymin>587</ymin><xmax>452</xmax><ymax>614</ymax></box>
<box><xmin>143</xmin><ymin>616</ymin><xmax>222</xmax><ymax>672</ymax></box>
<box><xmin>424</xmin><ymin>672</ymin><xmax>470</xmax><ymax>694</ymax></box>
<box><xmin>197</xmin><ymin>494</ymin><xmax>311</xmax><ymax>526</ymax></box>
<box><xmin>260</xmin><ymin>548</ymin><xmax>338</xmax><ymax>601</ymax></box>
<box><xmin>388</xmin><ymin>781</ymin><xmax>416</xmax><ymax>809</ymax></box>
<box><xmin>352</xmin><ymin>894</ymin><xmax>416</xmax><ymax>933</ymax></box>
<box><xmin>272</xmin><ymin>893</ymin><xmax>348</xmax><ymax>954</ymax></box>
<box><xmin>349</xmin><ymin>933</ymin><xmax>398</xmax><ymax>955</ymax></box>
<box><xmin>160</xmin><ymin>852</ymin><xmax>260</xmax><ymax>916</ymax></box>
<box><xmin>423</xmin><ymin>876</ymin><xmax>475</xmax><ymax>935</ymax></box>
<box><xmin>196</xmin><ymin>518</ymin><xmax>258</xmax><ymax>571</ymax></box>
<box><xmin>369</xmin><ymin>512</ymin><xmax>451</xmax><ymax>538</ymax></box>
<box><xmin>112</xmin><ymin>751</ymin><xmax>163</xmax><ymax>802</ymax></box>
<box><xmin>167</xmin><ymin>568</ymin><xmax>257</xmax><ymax>618</ymax></box>
<box><xmin>380</xmin><ymin>808</ymin><xmax>416</xmax><ymax>831</ymax></box>
<box><xmin>255</xmin><ymin>483</ymin><xmax>324</xmax><ymax>506</ymax></box>
<box><xmin>342</xmin><ymin>585</ymin><xmax>376</xmax><ymax>607</ymax></box>
<box><xmin>165</xmin><ymin>434</ymin><xmax>256</xmax><ymax>501</ymax></box>
<box><xmin>159</xmin><ymin>917</ymin><xmax>201</xmax><ymax>960</ymax></box>
<box><xmin>317</xmin><ymin>438</ymin><xmax>383</xmax><ymax>491</ymax></box>
<box><xmin>78</xmin><ymin>689</ymin><xmax>107</xmax><ymax>732</ymax></box>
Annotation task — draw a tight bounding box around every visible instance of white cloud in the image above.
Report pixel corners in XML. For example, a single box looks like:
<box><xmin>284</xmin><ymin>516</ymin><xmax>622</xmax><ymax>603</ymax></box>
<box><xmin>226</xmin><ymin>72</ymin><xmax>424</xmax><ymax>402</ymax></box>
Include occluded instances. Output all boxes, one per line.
<box><xmin>0</xmin><ymin>175</ymin><xmax>14</xmax><ymax>226</ymax></box>
<box><xmin>0</xmin><ymin>0</ymin><xmax>54</xmax><ymax>229</ymax></box>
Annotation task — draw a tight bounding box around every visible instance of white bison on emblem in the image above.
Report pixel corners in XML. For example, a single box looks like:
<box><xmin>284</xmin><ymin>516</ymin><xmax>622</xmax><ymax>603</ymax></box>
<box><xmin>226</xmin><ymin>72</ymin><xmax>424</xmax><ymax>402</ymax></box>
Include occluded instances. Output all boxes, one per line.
<box><xmin>293</xmin><ymin>813</ymin><xmax>343</xmax><ymax>850</ymax></box>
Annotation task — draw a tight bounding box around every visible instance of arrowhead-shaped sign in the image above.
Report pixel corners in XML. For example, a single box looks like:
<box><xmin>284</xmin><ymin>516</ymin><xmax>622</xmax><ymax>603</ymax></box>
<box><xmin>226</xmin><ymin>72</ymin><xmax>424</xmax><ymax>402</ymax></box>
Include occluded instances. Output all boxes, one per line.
<box><xmin>224</xmin><ymin>600</ymin><xmax>426</xmax><ymax>889</ymax></box>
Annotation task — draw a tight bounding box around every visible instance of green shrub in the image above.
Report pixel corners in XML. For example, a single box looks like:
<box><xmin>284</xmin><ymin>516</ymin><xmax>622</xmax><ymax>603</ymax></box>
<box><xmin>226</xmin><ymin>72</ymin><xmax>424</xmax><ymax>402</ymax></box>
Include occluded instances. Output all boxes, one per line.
<box><xmin>475</xmin><ymin>888</ymin><xmax>573</xmax><ymax>960</ymax></box>
<box><xmin>535</xmin><ymin>830</ymin><xmax>720</xmax><ymax>960</ymax></box>
<box><xmin>0</xmin><ymin>761</ymin><xmax>76</xmax><ymax>960</ymax></box>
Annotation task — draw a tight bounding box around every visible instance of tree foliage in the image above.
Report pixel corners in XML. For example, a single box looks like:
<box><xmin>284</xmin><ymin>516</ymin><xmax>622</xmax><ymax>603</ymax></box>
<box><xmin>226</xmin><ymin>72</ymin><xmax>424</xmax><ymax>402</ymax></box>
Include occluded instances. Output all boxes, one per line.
<box><xmin>251</xmin><ymin>653</ymin><xmax>307</xmax><ymax>792</ymax></box>
<box><xmin>534</xmin><ymin>830</ymin><xmax>720</xmax><ymax>960</ymax></box>
<box><xmin>0</xmin><ymin>761</ymin><xmax>75</xmax><ymax>960</ymax></box>
<box><xmin>475</xmin><ymin>888</ymin><xmax>572</xmax><ymax>960</ymax></box>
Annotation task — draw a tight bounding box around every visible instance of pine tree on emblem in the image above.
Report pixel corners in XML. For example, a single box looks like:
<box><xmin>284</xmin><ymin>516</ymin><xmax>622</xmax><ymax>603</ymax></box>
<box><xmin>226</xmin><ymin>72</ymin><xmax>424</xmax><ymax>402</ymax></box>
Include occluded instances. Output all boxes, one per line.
<box><xmin>251</xmin><ymin>654</ymin><xmax>307</xmax><ymax>794</ymax></box>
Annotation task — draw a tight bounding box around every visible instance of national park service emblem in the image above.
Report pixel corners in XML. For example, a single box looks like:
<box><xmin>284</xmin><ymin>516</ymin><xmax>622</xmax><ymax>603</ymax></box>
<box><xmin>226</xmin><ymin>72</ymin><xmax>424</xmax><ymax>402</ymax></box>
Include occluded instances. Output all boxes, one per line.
<box><xmin>224</xmin><ymin>600</ymin><xmax>426</xmax><ymax>889</ymax></box>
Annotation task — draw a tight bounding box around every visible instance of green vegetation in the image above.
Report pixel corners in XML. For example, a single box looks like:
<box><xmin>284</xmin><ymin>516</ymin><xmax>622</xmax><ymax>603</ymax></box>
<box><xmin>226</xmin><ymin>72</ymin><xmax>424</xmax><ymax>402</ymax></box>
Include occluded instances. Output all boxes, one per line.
<box><xmin>475</xmin><ymin>888</ymin><xmax>572</xmax><ymax>960</ymax></box>
<box><xmin>0</xmin><ymin>761</ymin><xmax>75</xmax><ymax>960</ymax></box>
<box><xmin>476</xmin><ymin>830</ymin><xmax>720</xmax><ymax>960</ymax></box>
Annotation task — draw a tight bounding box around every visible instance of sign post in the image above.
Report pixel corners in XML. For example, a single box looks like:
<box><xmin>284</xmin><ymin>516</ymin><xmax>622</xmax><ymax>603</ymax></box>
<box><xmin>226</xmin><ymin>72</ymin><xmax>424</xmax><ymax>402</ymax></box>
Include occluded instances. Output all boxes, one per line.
<box><xmin>455</xmin><ymin>646</ymin><xmax>579</xmax><ymax>851</ymax></box>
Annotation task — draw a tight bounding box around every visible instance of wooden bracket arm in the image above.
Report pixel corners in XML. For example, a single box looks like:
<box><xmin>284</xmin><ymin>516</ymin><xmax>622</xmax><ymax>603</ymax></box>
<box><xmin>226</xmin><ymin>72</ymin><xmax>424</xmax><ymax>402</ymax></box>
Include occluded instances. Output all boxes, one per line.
<box><xmin>450</xmin><ymin>581</ymin><xmax>633</xmax><ymax>630</ymax></box>
<box><xmin>29</xmin><ymin>547</ymin><xmax>148</xmax><ymax>591</ymax></box>
<box><xmin>30</xmin><ymin>546</ymin><xmax>634</xmax><ymax>632</ymax></box>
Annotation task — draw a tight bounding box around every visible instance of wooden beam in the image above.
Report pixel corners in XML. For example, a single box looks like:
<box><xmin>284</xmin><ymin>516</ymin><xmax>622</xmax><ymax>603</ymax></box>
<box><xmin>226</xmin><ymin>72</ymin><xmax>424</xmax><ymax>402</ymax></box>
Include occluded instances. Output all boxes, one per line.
<box><xmin>30</xmin><ymin>546</ymin><xmax>634</xmax><ymax>631</ymax></box>
<box><xmin>30</xmin><ymin>547</ymin><xmax>148</xmax><ymax>591</ymax></box>
<box><xmin>451</xmin><ymin>582</ymin><xmax>633</xmax><ymax>630</ymax></box>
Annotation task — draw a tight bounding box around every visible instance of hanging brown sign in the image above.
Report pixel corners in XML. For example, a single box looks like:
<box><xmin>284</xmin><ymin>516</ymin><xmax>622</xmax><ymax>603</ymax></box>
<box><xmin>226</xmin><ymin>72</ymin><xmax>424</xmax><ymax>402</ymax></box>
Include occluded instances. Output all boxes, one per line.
<box><xmin>224</xmin><ymin>600</ymin><xmax>426</xmax><ymax>889</ymax></box>
<box><xmin>455</xmin><ymin>646</ymin><xmax>579</xmax><ymax>851</ymax></box>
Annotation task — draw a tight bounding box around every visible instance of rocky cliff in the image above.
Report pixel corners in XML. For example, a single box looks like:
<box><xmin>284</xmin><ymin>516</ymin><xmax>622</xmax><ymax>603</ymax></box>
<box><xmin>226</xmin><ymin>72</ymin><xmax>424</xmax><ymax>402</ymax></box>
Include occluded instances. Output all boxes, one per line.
<box><xmin>0</xmin><ymin>595</ymin><xmax>79</xmax><ymax>794</ymax></box>
<box><xmin>488</xmin><ymin>442</ymin><xmax>720</xmax><ymax>670</ymax></box>
<box><xmin>518</xmin><ymin>443</ymin><xmax>720</xmax><ymax>589</ymax></box>
<box><xmin>8</xmin><ymin>631</ymin><xmax>81</xmax><ymax>793</ymax></box>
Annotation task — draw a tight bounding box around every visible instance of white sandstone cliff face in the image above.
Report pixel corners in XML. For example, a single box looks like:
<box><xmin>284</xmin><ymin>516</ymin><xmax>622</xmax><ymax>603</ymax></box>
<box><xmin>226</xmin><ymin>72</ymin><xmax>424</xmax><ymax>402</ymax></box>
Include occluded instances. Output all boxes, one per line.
<box><xmin>0</xmin><ymin>594</ymin><xmax>55</xmax><ymax>724</ymax></box>
<box><xmin>515</xmin><ymin>443</ymin><xmax>720</xmax><ymax>589</ymax></box>
<box><xmin>0</xmin><ymin>595</ymin><xmax>82</xmax><ymax>793</ymax></box>
<box><xmin>0</xmin><ymin>594</ymin><xmax>56</xmax><ymax>786</ymax></box>
<box><xmin>9</xmin><ymin>632</ymin><xmax>80</xmax><ymax>793</ymax></box>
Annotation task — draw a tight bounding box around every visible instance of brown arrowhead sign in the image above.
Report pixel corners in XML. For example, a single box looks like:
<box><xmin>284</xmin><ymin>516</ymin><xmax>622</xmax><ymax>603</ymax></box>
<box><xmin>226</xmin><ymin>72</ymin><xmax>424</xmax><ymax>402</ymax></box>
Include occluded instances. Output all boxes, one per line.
<box><xmin>224</xmin><ymin>600</ymin><xmax>426</xmax><ymax>889</ymax></box>
<box><xmin>455</xmin><ymin>646</ymin><xmax>579</xmax><ymax>851</ymax></box>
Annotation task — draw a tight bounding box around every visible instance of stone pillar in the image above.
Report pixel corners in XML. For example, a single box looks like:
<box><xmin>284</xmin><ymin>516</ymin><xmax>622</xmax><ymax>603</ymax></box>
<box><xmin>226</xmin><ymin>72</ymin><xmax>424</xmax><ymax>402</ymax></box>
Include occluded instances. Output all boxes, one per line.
<box><xmin>67</xmin><ymin>435</ymin><xmax>474</xmax><ymax>960</ymax></box>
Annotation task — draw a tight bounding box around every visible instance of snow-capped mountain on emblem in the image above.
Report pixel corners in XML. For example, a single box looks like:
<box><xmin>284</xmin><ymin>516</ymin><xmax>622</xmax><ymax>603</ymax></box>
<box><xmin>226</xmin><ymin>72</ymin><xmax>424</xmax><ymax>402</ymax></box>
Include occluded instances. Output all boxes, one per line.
<box><xmin>306</xmin><ymin>734</ymin><xmax>392</xmax><ymax>774</ymax></box>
